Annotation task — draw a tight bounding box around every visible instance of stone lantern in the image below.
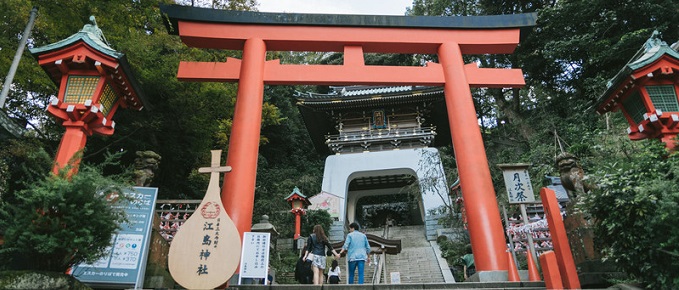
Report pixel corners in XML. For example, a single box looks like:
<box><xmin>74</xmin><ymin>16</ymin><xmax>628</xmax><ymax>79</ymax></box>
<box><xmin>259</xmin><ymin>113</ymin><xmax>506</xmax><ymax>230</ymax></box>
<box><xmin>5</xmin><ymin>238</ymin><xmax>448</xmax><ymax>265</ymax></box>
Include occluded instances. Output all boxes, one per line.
<box><xmin>251</xmin><ymin>214</ymin><xmax>279</xmax><ymax>250</ymax></box>
<box><xmin>285</xmin><ymin>186</ymin><xmax>311</xmax><ymax>239</ymax></box>
<box><xmin>30</xmin><ymin>16</ymin><xmax>146</xmax><ymax>175</ymax></box>
<box><xmin>597</xmin><ymin>31</ymin><xmax>679</xmax><ymax>151</ymax></box>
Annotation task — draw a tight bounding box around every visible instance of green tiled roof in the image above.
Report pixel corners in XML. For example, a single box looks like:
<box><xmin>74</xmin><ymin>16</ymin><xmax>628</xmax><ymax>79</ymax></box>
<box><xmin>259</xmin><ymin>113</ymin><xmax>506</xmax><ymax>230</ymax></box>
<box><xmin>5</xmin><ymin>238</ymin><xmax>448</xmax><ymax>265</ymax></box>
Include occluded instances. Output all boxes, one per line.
<box><xmin>29</xmin><ymin>16</ymin><xmax>122</xmax><ymax>59</ymax></box>
<box><xmin>597</xmin><ymin>31</ymin><xmax>679</xmax><ymax>111</ymax></box>
<box><xmin>285</xmin><ymin>186</ymin><xmax>308</xmax><ymax>200</ymax></box>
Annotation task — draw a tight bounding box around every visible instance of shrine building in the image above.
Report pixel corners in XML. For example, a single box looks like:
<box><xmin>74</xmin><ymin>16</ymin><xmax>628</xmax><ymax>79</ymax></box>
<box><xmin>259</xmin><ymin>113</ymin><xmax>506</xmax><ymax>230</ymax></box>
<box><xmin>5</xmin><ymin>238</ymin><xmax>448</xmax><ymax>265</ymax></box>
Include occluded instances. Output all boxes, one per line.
<box><xmin>297</xmin><ymin>85</ymin><xmax>451</xmax><ymax>241</ymax></box>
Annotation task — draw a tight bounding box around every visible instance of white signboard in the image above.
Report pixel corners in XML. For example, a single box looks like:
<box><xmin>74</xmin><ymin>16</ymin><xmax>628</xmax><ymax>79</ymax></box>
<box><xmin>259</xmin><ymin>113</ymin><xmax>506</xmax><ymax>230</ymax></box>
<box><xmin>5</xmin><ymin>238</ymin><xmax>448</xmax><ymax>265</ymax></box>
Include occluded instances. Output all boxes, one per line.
<box><xmin>390</xmin><ymin>272</ymin><xmax>401</xmax><ymax>284</ymax></box>
<box><xmin>239</xmin><ymin>232</ymin><xmax>271</xmax><ymax>284</ymax></box>
<box><xmin>501</xmin><ymin>167</ymin><xmax>535</xmax><ymax>204</ymax></box>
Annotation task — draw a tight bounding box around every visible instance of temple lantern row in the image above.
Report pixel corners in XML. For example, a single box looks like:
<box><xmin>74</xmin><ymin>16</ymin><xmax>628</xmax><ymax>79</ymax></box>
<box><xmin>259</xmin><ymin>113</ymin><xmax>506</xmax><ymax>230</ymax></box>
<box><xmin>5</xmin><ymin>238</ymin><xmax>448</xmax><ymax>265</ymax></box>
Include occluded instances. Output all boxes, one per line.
<box><xmin>30</xmin><ymin>16</ymin><xmax>146</xmax><ymax>175</ymax></box>
<box><xmin>597</xmin><ymin>31</ymin><xmax>679</xmax><ymax>151</ymax></box>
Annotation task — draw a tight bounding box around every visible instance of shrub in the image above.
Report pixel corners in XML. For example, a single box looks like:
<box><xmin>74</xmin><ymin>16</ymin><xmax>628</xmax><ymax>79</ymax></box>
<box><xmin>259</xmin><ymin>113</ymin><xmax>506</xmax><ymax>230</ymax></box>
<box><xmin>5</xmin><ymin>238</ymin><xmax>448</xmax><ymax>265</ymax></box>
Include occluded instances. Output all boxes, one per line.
<box><xmin>0</xmin><ymin>161</ymin><xmax>130</xmax><ymax>272</ymax></box>
<box><xmin>436</xmin><ymin>230</ymin><xmax>470</xmax><ymax>282</ymax></box>
<box><xmin>586</xmin><ymin>140</ymin><xmax>679</xmax><ymax>289</ymax></box>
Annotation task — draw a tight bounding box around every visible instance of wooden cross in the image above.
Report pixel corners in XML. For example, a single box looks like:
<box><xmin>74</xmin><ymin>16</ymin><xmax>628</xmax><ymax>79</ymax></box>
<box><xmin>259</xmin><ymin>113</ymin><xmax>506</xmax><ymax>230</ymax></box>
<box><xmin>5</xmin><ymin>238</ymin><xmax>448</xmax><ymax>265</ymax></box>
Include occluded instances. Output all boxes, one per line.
<box><xmin>198</xmin><ymin>150</ymin><xmax>232</xmax><ymax>174</ymax></box>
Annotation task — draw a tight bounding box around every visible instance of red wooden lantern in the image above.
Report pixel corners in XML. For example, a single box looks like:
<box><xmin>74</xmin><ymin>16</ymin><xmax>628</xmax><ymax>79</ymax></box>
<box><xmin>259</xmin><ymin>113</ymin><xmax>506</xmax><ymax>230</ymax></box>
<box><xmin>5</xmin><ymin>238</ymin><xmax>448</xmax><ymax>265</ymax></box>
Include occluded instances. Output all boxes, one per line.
<box><xmin>597</xmin><ymin>31</ymin><xmax>679</xmax><ymax>151</ymax></box>
<box><xmin>30</xmin><ymin>16</ymin><xmax>146</xmax><ymax>175</ymax></box>
<box><xmin>285</xmin><ymin>187</ymin><xmax>311</xmax><ymax>239</ymax></box>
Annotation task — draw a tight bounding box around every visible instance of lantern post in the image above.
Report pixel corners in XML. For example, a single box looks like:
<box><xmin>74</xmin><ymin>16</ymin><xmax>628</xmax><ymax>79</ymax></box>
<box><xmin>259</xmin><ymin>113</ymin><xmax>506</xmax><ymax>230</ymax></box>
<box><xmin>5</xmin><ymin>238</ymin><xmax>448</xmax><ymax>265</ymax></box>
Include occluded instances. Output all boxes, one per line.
<box><xmin>30</xmin><ymin>16</ymin><xmax>146</xmax><ymax>176</ymax></box>
<box><xmin>285</xmin><ymin>187</ymin><xmax>311</xmax><ymax>240</ymax></box>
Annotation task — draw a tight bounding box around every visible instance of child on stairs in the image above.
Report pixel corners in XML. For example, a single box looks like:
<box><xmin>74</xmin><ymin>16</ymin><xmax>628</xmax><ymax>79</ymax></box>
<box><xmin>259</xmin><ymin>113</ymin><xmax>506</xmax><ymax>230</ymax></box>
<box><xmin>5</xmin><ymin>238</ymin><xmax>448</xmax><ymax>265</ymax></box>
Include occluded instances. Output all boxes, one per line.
<box><xmin>327</xmin><ymin>259</ymin><xmax>341</xmax><ymax>284</ymax></box>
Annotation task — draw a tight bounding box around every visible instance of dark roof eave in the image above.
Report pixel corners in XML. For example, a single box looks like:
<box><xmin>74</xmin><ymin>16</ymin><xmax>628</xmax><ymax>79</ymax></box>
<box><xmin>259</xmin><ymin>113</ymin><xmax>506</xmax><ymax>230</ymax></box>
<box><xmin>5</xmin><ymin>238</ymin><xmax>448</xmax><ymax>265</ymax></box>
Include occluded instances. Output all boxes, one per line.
<box><xmin>160</xmin><ymin>4</ymin><xmax>536</xmax><ymax>36</ymax></box>
<box><xmin>297</xmin><ymin>87</ymin><xmax>445</xmax><ymax>110</ymax></box>
<box><xmin>118</xmin><ymin>55</ymin><xmax>151</xmax><ymax>110</ymax></box>
<box><xmin>597</xmin><ymin>48</ymin><xmax>679</xmax><ymax>112</ymax></box>
<box><xmin>597</xmin><ymin>67</ymin><xmax>633</xmax><ymax>113</ymax></box>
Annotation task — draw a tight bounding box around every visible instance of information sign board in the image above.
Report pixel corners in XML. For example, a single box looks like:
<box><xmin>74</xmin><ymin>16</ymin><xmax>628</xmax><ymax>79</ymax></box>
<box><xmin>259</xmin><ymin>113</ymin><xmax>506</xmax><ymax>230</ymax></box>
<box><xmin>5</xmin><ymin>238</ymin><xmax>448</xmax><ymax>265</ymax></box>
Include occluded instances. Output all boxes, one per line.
<box><xmin>71</xmin><ymin>187</ymin><xmax>158</xmax><ymax>288</ymax></box>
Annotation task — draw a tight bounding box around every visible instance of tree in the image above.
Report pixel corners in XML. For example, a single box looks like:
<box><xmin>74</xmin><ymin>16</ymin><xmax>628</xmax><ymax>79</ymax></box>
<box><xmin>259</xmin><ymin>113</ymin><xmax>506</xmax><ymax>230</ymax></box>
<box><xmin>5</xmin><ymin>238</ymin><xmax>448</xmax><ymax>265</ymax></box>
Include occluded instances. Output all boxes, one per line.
<box><xmin>413</xmin><ymin>148</ymin><xmax>457</xmax><ymax>224</ymax></box>
<box><xmin>0</xmin><ymin>138</ymin><xmax>51</xmax><ymax>200</ymax></box>
<box><xmin>0</xmin><ymin>156</ymin><xmax>131</xmax><ymax>272</ymax></box>
<box><xmin>0</xmin><ymin>0</ymin><xmax>288</xmax><ymax>200</ymax></box>
<box><xmin>302</xmin><ymin>209</ymin><xmax>333</xmax><ymax>237</ymax></box>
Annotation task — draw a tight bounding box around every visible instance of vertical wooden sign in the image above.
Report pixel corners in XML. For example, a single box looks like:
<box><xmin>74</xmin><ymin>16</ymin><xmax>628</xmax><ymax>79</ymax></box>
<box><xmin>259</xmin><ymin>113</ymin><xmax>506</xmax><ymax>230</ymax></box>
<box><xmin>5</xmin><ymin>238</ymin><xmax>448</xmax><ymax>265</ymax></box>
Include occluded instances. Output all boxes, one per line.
<box><xmin>168</xmin><ymin>150</ymin><xmax>241</xmax><ymax>289</ymax></box>
<box><xmin>498</xmin><ymin>163</ymin><xmax>535</xmax><ymax>204</ymax></box>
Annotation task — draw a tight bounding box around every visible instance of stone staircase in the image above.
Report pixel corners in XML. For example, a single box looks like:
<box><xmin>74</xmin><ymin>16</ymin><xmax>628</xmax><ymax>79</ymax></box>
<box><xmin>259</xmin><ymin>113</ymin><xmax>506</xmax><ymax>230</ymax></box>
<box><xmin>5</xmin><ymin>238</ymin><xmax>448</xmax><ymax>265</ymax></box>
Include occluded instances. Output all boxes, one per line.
<box><xmin>363</xmin><ymin>225</ymin><xmax>447</xmax><ymax>284</ymax></box>
<box><xmin>229</xmin><ymin>225</ymin><xmax>545</xmax><ymax>289</ymax></box>
<box><xmin>228</xmin><ymin>224</ymin><xmax>546</xmax><ymax>289</ymax></box>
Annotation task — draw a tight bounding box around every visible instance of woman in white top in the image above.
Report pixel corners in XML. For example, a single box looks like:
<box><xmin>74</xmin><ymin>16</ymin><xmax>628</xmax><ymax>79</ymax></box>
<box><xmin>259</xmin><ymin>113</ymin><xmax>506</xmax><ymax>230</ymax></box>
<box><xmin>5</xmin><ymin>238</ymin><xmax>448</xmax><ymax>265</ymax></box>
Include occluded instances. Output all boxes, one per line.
<box><xmin>327</xmin><ymin>259</ymin><xmax>341</xmax><ymax>284</ymax></box>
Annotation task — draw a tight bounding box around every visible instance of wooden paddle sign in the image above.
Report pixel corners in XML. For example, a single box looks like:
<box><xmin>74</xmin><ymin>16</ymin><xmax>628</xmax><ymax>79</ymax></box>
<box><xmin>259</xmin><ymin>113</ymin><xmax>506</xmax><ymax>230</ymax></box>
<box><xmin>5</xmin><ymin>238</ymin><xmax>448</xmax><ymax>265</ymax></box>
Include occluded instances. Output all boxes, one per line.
<box><xmin>168</xmin><ymin>150</ymin><xmax>241</xmax><ymax>289</ymax></box>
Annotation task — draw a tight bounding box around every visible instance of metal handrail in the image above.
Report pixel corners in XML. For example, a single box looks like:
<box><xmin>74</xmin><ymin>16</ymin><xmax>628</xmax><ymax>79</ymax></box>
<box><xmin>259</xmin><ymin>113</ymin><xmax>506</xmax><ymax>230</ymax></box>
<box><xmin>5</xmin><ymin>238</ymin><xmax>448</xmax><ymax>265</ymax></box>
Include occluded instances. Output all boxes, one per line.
<box><xmin>371</xmin><ymin>253</ymin><xmax>381</xmax><ymax>284</ymax></box>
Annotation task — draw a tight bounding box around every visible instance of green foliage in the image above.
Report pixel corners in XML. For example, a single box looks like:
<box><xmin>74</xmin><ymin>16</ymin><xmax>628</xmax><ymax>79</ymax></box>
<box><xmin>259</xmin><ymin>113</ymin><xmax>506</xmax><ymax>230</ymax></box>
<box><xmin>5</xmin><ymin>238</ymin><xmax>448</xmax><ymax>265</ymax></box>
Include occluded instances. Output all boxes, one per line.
<box><xmin>0</xmin><ymin>157</ymin><xmax>131</xmax><ymax>272</ymax></box>
<box><xmin>302</xmin><ymin>210</ymin><xmax>333</xmax><ymax>237</ymax></box>
<box><xmin>253</xmin><ymin>83</ymin><xmax>325</xmax><ymax>239</ymax></box>
<box><xmin>436</xmin><ymin>231</ymin><xmax>470</xmax><ymax>282</ymax></box>
<box><xmin>0</xmin><ymin>0</ymin><xmax>276</xmax><ymax>200</ymax></box>
<box><xmin>0</xmin><ymin>139</ymin><xmax>52</xmax><ymax>201</ymax></box>
<box><xmin>585</xmin><ymin>140</ymin><xmax>679</xmax><ymax>289</ymax></box>
<box><xmin>406</xmin><ymin>2</ymin><xmax>679</xmax><ymax>288</ymax></box>
<box><xmin>526</xmin><ymin>0</ymin><xmax>679</xmax><ymax>93</ymax></box>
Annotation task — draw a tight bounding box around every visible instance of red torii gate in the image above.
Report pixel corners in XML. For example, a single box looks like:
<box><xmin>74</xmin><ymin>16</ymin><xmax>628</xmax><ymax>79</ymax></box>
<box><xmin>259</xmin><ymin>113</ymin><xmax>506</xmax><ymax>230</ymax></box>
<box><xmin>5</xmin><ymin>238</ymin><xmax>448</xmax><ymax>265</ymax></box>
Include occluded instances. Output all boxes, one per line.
<box><xmin>161</xmin><ymin>5</ymin><xmax>536</xmax><ymax>275</ymax></box>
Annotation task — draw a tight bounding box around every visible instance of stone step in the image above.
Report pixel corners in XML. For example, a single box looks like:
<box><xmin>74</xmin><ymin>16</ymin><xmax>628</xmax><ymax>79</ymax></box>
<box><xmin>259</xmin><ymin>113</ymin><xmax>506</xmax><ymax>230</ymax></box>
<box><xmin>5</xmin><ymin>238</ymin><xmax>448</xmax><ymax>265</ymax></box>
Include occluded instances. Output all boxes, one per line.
<box><xmin>362</xmin><ymin>225</ymin><xmax>446</xmax><ymax>284</ymax></box>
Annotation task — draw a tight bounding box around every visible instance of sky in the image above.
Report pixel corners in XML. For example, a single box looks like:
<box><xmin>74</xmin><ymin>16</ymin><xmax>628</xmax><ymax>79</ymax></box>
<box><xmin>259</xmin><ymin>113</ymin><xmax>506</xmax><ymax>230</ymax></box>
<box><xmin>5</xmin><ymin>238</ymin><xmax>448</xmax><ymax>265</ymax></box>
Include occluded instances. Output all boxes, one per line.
<box><xmin>256</xmin><ymin>0</ymin><xmax>413</xmax><ymax>15</ymax></box>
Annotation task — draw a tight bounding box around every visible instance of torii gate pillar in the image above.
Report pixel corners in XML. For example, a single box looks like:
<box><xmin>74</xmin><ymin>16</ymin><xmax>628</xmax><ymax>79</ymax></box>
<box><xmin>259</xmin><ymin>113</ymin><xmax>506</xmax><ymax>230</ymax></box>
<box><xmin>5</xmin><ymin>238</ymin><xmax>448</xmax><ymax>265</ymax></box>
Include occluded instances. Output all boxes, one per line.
<box><xmin>439</xmin><ymin>42</ymin><xmax>508</xmax><ymax>271</ymax></box>
<box><xmin>221</xmin><ymin>38</ymin><xmax>266</xmax><ymax>236</ymax></box>
<box><xmin>161</xmin><ymin>5</ymin><xmax>537</xmax><ymax>277</ymax></box>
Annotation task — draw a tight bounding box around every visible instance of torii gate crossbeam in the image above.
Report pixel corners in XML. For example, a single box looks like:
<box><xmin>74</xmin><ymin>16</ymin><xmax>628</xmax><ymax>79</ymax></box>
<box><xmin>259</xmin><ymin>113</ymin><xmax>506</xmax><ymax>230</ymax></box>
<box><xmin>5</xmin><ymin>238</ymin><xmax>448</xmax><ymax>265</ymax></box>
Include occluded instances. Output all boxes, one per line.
<box><xmin>161</xmin><ymin>4</ymin><xmax>536</xmax><ymax>277</ymax></box>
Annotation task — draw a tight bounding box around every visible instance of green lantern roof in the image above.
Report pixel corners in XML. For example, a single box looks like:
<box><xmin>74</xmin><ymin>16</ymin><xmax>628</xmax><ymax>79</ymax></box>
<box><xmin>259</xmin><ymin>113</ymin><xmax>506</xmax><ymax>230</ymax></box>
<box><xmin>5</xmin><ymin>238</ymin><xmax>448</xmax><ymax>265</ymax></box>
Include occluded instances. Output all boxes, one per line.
<box><xmin>30</xmin><ymin>16</ymin><xmax>121</xmax><ymax>59</ymax></box>
<box><xmin>597</xmin><ymin>31</ymin><xmax>679</xmax><ymax>113</ymax></box>
<box><xmin>285</xmin><ymin>186</ymin><xmax>308</xmax><ymax>200</ymax></box>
